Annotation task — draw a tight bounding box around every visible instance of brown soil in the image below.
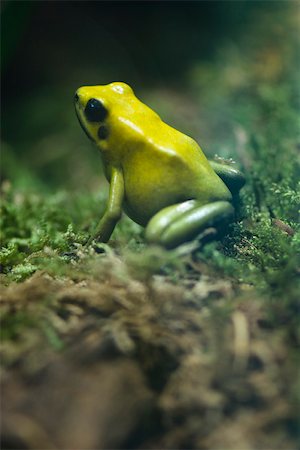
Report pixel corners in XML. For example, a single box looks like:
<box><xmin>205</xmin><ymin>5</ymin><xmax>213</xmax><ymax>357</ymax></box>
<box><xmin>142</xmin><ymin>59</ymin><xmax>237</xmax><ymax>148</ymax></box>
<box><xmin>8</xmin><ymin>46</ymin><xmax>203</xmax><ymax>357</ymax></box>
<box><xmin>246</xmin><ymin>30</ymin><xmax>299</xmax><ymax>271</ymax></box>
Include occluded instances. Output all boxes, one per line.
<box><xmin>0</xmin><ymin>271</ymin><xmax>297</xmax><ymax>449</ymax></box>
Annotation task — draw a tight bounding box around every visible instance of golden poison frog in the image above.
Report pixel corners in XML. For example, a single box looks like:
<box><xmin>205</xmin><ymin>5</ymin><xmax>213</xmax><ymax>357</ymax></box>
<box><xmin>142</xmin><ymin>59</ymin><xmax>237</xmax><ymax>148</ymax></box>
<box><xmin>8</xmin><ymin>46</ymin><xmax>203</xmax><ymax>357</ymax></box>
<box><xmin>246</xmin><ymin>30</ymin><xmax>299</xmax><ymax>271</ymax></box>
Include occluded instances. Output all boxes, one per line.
<box><xmin>74</xmin><ymin>82</ymin><xmax>245</xmax><ymax>248</ymax></box>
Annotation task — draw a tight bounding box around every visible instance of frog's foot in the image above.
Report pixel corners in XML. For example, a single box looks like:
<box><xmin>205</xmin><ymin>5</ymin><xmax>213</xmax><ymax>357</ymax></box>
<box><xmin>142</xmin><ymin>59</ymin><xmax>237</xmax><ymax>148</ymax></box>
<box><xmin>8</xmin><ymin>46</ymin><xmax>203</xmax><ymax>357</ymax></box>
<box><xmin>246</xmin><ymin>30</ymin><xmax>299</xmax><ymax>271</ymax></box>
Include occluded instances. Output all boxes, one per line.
<box><xmin>145</xmin><ymin>200</ymin><xmax>234</xmax><ymax>249</ymax></box>
<box><xmin>209</xmin><ymin>160</ymin><xmax>245</xmax><ymax>195</ymax></box>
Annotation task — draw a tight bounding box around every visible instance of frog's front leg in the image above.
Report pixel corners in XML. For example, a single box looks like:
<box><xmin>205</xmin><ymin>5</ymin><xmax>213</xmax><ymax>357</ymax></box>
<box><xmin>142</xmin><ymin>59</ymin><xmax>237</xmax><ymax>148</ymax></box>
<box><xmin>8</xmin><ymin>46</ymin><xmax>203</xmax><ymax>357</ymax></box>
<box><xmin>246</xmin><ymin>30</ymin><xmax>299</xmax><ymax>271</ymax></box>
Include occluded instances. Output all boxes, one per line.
<box><xmin>145</xmin><ymin>200</ymin><xmax>234</xmax><ymax>249</ymax></box>
<box><xmin>91</xmin><ymin>166</ymin><xmax>124</xmax><ymax>243</ymax></box>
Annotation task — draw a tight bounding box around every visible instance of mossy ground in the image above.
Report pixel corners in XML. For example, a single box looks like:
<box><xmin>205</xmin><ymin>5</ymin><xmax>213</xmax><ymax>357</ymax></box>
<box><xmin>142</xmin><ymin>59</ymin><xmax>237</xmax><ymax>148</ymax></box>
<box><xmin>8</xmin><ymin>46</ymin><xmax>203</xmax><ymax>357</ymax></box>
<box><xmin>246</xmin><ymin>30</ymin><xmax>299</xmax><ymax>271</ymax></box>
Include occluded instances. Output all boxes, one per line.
<box><xmin>1</xmin><ymin>4</ymin><xmax>300</xmax><ymax>449</ymax></box>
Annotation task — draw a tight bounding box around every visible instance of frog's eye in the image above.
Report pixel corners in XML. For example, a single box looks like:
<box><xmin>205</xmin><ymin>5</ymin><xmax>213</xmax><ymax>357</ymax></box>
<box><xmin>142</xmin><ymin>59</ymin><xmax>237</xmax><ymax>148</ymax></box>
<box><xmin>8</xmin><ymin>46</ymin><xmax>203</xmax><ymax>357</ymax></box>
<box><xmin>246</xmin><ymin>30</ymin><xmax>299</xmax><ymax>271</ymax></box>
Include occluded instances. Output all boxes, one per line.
<box><xmin>84</xmin><ymin>98</ymin><xmax>108</xmax><ymax>122</ymax></box>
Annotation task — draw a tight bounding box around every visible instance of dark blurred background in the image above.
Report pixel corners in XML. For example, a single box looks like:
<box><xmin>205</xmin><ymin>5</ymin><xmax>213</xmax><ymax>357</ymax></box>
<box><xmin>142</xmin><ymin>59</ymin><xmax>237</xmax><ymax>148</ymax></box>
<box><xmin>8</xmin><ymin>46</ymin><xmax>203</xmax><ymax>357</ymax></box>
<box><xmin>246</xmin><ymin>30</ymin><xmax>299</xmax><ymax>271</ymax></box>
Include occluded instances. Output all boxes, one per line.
<box><xmin>2</xmin><ymin>1</ymin><xmax>265</xmax><ymax>89</ymax></box>
<box><xmin>1</xmin><ymin>1</ymin><xmax>296</xmax><ymax>190</ymax></box>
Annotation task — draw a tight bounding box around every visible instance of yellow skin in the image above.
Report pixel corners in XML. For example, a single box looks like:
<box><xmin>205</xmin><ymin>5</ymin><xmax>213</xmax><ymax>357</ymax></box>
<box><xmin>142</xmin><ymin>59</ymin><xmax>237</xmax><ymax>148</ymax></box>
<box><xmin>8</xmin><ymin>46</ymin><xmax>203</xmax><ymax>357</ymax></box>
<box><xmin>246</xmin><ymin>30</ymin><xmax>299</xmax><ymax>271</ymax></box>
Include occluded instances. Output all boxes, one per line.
<box><xmin>74</xmin><ymin>82</ymin><xmax>245</xmax><ymax>248</ymax></box>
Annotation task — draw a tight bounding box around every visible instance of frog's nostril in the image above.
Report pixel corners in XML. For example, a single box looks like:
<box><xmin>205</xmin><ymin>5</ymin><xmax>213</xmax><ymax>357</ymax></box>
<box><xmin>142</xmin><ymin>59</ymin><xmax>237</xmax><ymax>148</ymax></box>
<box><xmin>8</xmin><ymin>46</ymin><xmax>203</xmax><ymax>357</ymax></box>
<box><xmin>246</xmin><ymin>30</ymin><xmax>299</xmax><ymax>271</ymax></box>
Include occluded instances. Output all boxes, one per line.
<box><xmin>74</xmin><ymin>92</ymin><xmax>79</xmax><ymax>102</ymax></box>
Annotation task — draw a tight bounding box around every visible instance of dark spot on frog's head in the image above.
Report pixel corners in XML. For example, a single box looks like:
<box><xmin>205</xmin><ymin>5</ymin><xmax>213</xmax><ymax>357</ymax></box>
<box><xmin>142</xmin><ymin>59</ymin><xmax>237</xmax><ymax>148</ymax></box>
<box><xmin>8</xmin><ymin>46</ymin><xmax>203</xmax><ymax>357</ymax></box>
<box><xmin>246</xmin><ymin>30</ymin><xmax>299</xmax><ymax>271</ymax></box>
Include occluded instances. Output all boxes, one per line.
<box><xmin>98</xmin><ymin>125</ymin><xmax>109</xmax><ymax>140</ymax></box>
<box><xmin>84</xmin><ymin>98</ymin><xmax>108</xmax><ymax>122</ymax></box>
<box><xmin>74</xmin><ymin>92</ymin><xmax>79</xmax><ymax>103</ymax></box>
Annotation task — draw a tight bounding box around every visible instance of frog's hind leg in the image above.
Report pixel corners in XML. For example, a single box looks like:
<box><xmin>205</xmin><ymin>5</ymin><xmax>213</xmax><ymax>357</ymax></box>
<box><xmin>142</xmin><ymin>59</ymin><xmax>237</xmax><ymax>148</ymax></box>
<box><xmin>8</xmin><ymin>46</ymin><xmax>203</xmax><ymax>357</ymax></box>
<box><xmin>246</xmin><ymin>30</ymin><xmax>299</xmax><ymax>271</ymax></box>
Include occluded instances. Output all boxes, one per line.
<box><xmin>145</xmin><ymin>200</ymin><xmax>234</xmax><ymax>249</ymax></box>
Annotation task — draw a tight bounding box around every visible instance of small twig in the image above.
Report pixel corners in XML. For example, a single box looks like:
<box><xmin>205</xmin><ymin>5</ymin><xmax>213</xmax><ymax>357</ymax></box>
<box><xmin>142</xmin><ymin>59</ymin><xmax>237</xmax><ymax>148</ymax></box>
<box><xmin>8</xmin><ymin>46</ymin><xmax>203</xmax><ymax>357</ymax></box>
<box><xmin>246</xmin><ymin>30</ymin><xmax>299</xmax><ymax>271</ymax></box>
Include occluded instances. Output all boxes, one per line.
<box><xmin>232</xmin><ymin>310</ymin><xmax>250</xmax><ymax>372</ymax></box>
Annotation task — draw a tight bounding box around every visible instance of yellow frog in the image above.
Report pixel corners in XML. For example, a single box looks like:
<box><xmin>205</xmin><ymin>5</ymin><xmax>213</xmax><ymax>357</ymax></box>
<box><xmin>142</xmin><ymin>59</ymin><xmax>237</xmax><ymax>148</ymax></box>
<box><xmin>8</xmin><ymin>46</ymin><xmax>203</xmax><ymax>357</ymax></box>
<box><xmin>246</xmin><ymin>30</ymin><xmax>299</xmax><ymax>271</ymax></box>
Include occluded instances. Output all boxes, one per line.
<box><xmin>74</xmin><ymin>82</ymin><xmax>245</xmax><ymax>248</ymax></box>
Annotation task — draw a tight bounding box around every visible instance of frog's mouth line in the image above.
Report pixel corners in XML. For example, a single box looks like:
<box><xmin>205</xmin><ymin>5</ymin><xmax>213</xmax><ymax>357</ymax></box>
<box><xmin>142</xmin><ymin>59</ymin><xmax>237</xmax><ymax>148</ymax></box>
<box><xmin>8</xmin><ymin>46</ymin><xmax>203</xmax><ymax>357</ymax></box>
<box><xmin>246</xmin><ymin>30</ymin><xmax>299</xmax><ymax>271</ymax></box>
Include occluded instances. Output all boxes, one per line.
<box><xmin>74</xmin><ymin>104</ymin><xmax>95</xmax><ymax>143</ymax></box>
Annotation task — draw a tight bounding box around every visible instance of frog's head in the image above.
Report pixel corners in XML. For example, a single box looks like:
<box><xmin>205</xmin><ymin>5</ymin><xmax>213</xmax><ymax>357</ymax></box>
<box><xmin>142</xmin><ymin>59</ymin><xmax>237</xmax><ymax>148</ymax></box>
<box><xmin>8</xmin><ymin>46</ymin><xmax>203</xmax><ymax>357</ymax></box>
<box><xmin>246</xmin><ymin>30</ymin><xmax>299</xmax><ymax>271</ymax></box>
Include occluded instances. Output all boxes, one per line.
<box><xmin>74</xmin><ymin>82</ymin><xmax>136</xmax><ymax>150</ymax></box>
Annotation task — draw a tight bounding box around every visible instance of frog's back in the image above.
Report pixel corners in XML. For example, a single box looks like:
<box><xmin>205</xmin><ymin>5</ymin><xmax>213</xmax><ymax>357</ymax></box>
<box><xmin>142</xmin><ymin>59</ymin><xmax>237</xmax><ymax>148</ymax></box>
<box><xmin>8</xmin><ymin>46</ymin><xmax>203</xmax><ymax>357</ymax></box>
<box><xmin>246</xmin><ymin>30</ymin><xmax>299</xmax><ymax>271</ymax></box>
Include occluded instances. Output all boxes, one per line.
<box><xmin>122</xmin><ymin>118</ymin><xmax>231</xmax><ymax>226</ymax></box>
